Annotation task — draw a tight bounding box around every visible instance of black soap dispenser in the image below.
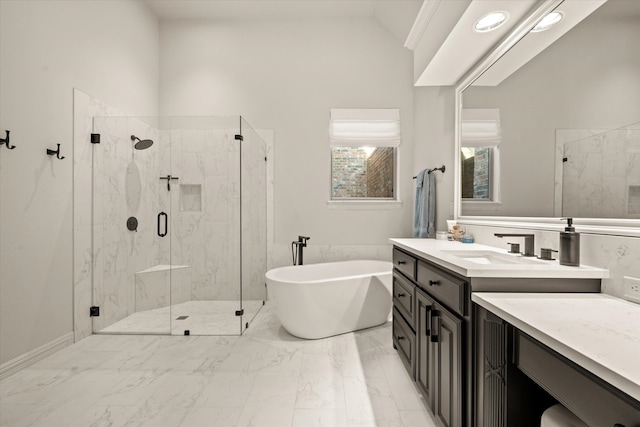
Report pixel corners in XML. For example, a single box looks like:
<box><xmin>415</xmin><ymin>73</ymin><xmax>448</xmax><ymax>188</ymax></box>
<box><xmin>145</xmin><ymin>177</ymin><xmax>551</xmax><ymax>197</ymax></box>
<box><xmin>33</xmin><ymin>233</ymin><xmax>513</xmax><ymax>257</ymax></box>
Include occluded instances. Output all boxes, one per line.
<box><xmin>559</xmin><ymin>217</ymin><xmax>580</xmax><ymax>266</ymax></box>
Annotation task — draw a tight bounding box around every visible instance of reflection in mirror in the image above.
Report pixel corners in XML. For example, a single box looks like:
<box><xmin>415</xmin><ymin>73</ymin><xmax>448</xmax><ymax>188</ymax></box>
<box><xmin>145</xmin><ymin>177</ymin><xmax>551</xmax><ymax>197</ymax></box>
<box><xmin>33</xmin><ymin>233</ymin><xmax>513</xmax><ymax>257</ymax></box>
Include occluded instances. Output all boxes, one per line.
<box><xmin>459</xmin><ymin>0</ymin><xmax>640</xmax><ymax>221</ymax></box>
<box><xmin>556</xmin><ymin>121</ymin><xmax>640</xmax><ymax>219</ymax></box>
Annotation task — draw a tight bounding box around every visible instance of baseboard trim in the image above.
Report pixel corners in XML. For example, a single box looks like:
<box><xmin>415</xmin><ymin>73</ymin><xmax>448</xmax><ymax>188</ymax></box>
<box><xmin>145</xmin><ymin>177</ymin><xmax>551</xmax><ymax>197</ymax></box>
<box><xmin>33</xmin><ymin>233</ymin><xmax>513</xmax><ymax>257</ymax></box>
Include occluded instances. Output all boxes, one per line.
<box><xmin>0</xmin><ymin>332</ymin><xmax>74</xmax><ymax>380</ymax></box>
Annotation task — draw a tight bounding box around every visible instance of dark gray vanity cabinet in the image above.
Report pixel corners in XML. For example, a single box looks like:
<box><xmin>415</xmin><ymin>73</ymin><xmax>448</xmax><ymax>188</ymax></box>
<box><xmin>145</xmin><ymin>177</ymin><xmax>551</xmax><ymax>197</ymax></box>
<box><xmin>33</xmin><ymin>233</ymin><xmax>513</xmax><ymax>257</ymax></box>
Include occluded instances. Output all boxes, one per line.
<box><xmin>516</xmin><ymin>331</ymin><xmax>640</xmax><ymax>426</ymax></box>
<box><xmin>392</xmin><ymin>248</ymin><xmax>417</xmax><ymax>378</ymax></box>
<box><xmin>392</xmin><ymin>246</ymin><xmax>469</xmax><ymax>427</ymax></box>
<box><xmin>392</xmin><ymin>242</ymin><xmax>606</xmax><ymax>427</ymax></box>
<box><xmin>475</xmin><ymin>305</ymin><xmax>640</xmax><ymax>427</ymax></box>
<box><xmin>416</xmin><ymin>288</ymin><xmax>463</xmax><ymax>427</ymax></box>
<box><xmin>416</xmin><ymin>290</ymin><xmax>435</xmax><ymax>409</ymax></box>
<box><xmin>474</xmin><ymin>306</ymin><xmax>556</xmax><ymax>427</ymax></box>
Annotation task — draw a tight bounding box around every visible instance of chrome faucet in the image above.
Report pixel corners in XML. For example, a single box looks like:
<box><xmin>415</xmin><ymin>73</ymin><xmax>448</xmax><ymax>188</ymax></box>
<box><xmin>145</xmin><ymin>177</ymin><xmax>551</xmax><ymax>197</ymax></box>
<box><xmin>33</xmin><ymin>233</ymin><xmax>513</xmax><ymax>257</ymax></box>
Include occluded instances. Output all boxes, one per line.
<box><xmin>292</xmin><ymin>236</ymin><xmax>310</xmax><ymax>265</ymax></box>
<box><xmin>494</xmin><ymin>233</ymin><xmax>535</xmax><ymax>257</ymax></box>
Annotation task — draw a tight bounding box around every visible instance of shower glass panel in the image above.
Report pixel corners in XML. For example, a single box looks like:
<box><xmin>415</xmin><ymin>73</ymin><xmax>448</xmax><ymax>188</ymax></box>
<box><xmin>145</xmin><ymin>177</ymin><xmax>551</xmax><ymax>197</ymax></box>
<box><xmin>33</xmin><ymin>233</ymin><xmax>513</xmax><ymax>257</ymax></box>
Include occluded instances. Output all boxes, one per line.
<box><xmin>91</xmin><ymin>116</ymin><xmax>171</xmax><ymax>334</ymax></box>
<box><xmin>239</xmin><ymin>118</ymin><xmax>268</xmax><ymax>332</ymax></box>
<box><xmin>91</xmin><ymin>115</ymin><xmax>266</xmax><ymax>336</ymax></box>
<box><xmin>561</xmin><ymin>122</ymin><xmax>640</xmax><ymax>219</ymax></box>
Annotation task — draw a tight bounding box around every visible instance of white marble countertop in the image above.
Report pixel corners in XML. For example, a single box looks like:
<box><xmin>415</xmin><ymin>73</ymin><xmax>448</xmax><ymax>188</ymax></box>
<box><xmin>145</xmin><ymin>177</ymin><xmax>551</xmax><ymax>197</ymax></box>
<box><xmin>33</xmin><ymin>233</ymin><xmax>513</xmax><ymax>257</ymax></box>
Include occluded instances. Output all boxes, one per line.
<box><xmin>390</xmin><ymin>238</ymin><xmax>609</xmax><ymax>279</ymax></box>
<box><xmin>472</xmin><ymin>292</ymin><xmax>640</xmax><ymax>401</ymax></box>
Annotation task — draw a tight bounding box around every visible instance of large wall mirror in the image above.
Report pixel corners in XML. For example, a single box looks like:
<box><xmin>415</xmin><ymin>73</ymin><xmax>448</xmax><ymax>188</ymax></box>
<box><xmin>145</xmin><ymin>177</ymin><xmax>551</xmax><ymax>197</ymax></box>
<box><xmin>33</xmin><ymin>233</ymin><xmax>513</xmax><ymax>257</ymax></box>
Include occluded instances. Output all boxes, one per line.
<box><xmin>455</xmin><ymin>0</ymin><xmax>640</xmax><ymax>235</ymax></box>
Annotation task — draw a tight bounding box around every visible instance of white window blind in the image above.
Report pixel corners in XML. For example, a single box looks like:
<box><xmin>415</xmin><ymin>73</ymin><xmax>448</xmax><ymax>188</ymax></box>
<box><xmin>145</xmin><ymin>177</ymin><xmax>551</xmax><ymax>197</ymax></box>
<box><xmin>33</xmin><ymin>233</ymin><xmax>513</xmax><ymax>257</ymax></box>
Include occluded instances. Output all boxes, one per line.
<box><xmin>461</xmin><ymin>108</ymin><xmax>501</xmax><ymax>147</ymax></box>
<box><xmin>329</xmin><ymin>108</ymin><xmax>401</xmax><ymax>147</ymax></box>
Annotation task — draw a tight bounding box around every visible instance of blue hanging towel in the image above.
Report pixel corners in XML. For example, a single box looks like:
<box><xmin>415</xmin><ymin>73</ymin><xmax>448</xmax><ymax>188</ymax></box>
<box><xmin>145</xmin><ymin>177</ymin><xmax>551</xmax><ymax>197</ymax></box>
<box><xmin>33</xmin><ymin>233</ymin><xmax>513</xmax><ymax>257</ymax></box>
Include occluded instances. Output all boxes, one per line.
<box><xmin>413</xmin><ymin>169</ymin><xmax>436</xmax><ymax>238</ymax></box>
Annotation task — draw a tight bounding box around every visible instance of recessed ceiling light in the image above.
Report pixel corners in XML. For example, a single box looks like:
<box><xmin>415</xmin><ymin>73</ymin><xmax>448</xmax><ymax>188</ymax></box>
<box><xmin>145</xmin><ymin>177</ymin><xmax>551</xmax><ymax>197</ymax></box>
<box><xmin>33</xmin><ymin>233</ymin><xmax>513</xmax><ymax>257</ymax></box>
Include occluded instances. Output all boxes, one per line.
<box><xmin>474</xmin><ymin>11</ymin><xmax>509</xmax><ymax>33</ymax></box>
<box><xmin>531</xmin><ymin>11</ymin><xmax>564</xmax><ymax>32</ymax></box>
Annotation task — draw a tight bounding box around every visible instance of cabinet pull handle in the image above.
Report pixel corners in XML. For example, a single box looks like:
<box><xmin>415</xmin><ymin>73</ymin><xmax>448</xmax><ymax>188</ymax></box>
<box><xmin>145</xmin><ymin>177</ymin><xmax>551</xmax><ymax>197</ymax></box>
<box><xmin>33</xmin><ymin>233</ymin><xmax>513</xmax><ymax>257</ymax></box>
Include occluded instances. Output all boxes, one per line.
<box><xmin>425</xmin><ymin>306</ymin><xmax>432</xmax><ymax>336</ymax></box>
<box><xmin>429</xmin><ymin>280</ymin><xmax>440</xmax><ymax>286</ymax></box>
<box><xmin>396</xmin><ymin>293</ymin><xmax>406</xmax><ymax>298</ymax></box>
<box><xmin>396</xmin><ymin>335</ymin><xmax>406</xmax><ymax>341</ymax></box>
<box><xmin>430</xmin><ymin>312</ymin><xmax>439</xmax><ymax>343</ymax></box>
<box><xmin>397</xmin><ymin>260</ymin><xmax>406</xmax><ymax>265</ymax></box>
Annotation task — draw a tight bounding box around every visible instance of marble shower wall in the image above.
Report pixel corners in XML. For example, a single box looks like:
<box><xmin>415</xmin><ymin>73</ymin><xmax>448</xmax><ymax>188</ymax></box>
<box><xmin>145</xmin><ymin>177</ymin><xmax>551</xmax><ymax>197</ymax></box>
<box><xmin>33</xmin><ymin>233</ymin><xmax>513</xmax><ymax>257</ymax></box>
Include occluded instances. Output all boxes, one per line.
<box><xmin>556</xmin><ymin>126</ymin><xmax>640</xmax><ymax>218</ymax></box>
<box><xmin>91</xmin><ymin>116</ymin><xmax>165</xmax><ymax>332</ymax></box>
<box><xmin>169</xmin><ymin>127</ymin><xmax>242</xmax><ymax>302</ymax></box>
<box><xmin>74</xmin><ymin>90</ymin><xmax>270</xmax><ymax>336</ymax></box>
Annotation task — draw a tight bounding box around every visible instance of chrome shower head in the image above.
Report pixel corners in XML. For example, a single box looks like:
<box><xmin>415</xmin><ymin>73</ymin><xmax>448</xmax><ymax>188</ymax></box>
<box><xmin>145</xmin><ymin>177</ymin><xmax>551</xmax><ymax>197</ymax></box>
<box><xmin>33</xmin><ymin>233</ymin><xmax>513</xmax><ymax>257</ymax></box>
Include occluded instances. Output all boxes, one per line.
<box><xmin>130</xmin><ymin>135</ymin><xmax>154</xmax><ymax>150</ymax></box>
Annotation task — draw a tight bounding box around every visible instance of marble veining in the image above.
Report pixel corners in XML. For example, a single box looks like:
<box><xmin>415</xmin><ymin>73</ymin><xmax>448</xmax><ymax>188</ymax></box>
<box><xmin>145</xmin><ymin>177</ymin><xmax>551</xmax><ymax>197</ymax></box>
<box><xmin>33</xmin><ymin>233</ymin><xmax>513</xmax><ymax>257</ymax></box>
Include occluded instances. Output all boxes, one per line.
<box><xmin>472</xmin><ymin>292</ymin><xmax>640</xmax><ymax>400</ymax></box>
<box><xmin>555</xmin><ymin>127</ymin><xmax>640</xmax><ymax>219</ymax></box>
<box><xmin>73</xmin><ymin>90</ymin><xmax>273</xmax><ymax>337</ymax></box>
<box><xmin>0</xmin><ymin>303</ymin><xmax>437</xmax><ymax>427</ymax></box>
<box><xmin>389</xmin><ymin>238</ymin><xmax>608</xmax><ymax>279</ymax></box>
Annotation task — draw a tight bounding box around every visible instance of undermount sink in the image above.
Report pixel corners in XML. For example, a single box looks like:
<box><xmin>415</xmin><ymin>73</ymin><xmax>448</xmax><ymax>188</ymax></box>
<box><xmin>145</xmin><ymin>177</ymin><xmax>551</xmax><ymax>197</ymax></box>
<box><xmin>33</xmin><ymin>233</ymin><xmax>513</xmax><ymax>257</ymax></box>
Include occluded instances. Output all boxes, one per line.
<box><xmin>440</xmin><ymin>250</ymin><xmax>545</xmax><ymax>265</ymax></box>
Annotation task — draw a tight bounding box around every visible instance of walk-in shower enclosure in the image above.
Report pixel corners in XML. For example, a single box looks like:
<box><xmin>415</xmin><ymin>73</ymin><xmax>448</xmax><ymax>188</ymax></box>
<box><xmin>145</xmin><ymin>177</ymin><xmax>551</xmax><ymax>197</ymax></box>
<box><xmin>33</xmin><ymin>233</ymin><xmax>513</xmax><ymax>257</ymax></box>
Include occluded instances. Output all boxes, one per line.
<box><xmin>91</xmin><ymin>116</ymin><xmax>267</xmax><ymax>335</ymax></box>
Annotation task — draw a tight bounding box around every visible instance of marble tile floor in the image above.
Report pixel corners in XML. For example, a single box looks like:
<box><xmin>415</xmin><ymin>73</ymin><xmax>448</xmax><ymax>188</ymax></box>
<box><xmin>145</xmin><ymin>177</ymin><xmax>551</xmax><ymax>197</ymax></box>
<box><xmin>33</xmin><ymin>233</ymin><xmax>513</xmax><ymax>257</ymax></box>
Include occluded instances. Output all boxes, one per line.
<box><xmin>0</xmin><ymin>302</ymin><xmax>437</xmax><ymax>427</ymax></box>
<box><xmin>99</xmin><ymin>300</ymin><xmax>265</xmax><ymax>336</ymax></box>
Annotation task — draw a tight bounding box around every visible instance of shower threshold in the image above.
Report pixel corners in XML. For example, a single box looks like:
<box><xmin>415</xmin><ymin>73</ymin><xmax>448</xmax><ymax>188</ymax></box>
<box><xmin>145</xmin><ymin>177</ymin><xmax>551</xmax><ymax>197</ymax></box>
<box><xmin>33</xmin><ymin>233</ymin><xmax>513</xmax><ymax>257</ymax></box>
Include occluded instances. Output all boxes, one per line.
<box><xmin>97</xmin><ymin>300</ymin><xmax>264</xmax><ymax>336</ymax></box>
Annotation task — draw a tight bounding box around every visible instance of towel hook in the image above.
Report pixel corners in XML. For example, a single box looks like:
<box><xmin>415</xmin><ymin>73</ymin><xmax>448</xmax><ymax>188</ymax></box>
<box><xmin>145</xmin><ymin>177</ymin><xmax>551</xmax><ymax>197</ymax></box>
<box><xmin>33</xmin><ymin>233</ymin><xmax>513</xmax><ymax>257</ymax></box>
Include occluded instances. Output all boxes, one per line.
<box><xmin>0</xmin><ymin>130</ymin><xmax>16</xmax><ymax>150</ymax></box>
<box><xmin>46</xmin><ymin>143</ymin><xmax>65</xmax><ymax>160</ymax></box>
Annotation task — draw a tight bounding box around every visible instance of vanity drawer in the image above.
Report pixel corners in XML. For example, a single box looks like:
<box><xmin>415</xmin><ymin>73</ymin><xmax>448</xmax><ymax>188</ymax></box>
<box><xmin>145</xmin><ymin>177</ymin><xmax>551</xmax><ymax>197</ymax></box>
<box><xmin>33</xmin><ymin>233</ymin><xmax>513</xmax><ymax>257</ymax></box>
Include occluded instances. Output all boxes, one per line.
<box><xmin>393</xmin><ymin>272</ymin><xmax>416</xmax><ymax>328</ymax></box>
<box><xmin>417</xmin><ymin>260</ymin><xmax>467</xmax><ymax>316</ymax></box>
<box><xmin>516</xmin><ymin>331</ymin><xmax>640</xmax><ymax>427</ymax></box>
<box><xmin>393</xmin><ymin>248</ymin><xmax>416</xmax><ymax>281</ymax></box>
<box><xmin>393</xmin><ymin>308</ymin><xmax>416</xmax><ymax>379</ymax></box>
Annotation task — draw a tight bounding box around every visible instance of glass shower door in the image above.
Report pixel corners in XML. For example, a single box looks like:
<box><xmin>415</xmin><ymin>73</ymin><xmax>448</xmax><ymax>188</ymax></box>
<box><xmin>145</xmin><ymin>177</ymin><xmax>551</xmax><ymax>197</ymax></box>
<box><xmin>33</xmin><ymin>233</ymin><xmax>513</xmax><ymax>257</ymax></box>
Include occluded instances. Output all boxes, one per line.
<box><xmin>239</xmin><ymin>117</ymin><xmax>268</xmax><ymax>333</ymax></box>
<box><xmin>91</xmin><ymin>115</ymin><xmax>265</xmax><ymax>336</ymax></box>
<box><xmin>92</xmin><ymin>116</ymin><xmax>172</xmax><ymax>334</ymax></box>
<box><xmin>167</xmin><ymin>116</ymin><xmax>244</xmax><ymax>335</ymax></box>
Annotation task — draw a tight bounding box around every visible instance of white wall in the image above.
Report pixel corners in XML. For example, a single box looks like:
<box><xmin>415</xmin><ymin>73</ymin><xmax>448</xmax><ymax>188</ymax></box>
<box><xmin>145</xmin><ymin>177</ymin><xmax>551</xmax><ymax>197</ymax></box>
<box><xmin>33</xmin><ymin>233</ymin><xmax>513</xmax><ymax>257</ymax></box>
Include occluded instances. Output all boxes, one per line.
<box><xmin>0</xmin><ymin>0</ymin><xmax>159</xmax><ymax>366</ymax></box>
<box><xmin>413</xmin><ymin>86</ymin><xmax>456</xmax><ymax>233</ymax></box>
<box><xmin>159</xmin><ymin>17</ymin><xmax>416</xmax><ymax>265</ymax></box>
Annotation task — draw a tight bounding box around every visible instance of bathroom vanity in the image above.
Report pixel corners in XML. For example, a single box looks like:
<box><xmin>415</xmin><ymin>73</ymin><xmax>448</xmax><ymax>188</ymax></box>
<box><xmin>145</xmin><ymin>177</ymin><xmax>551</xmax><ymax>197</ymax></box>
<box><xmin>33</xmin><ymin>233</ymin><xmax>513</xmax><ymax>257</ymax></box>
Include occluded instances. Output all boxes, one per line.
<box><xmin>389</xmin><ymin>238</ymin><xmax>611</xmax><ymax>427</ymax></box>
<box><xmin>473</xmin><ymin>292</ymin><xmax>640</xmax><ymax>427</ymax></box>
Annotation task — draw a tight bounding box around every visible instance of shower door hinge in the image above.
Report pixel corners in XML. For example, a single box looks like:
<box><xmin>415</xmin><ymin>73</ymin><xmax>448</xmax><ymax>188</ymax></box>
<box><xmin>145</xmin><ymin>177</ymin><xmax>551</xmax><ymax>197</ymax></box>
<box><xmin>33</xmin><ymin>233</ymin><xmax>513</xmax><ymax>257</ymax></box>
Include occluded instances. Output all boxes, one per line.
<box><xmin>235</xmin><ymin>309</ymin><xmax>244</xmax><ymax>316</ymax></box>
<box><xmin>89</xmin><ymin>306</ymin><xmax>100</xmax><ymax>317</ymax></box>
<box><xmin>90</xmin><ymin>133</ymin><xmax>100</xmax><ymax>144</ymax></box>
<box><xmin>234</xmin><ymin>134</ymin><xmax>243</xmax><ymax>141</ymax></box>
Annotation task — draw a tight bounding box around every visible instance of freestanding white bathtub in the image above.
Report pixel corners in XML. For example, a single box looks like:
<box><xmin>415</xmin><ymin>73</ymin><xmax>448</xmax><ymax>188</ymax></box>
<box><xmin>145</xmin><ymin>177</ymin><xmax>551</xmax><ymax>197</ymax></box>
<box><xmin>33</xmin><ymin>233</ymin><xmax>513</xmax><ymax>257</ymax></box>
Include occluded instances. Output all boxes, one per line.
<box><xmin>265</xmin><ymin>260</ymin><xmax>393</xmax><ymax>339</ymax></box>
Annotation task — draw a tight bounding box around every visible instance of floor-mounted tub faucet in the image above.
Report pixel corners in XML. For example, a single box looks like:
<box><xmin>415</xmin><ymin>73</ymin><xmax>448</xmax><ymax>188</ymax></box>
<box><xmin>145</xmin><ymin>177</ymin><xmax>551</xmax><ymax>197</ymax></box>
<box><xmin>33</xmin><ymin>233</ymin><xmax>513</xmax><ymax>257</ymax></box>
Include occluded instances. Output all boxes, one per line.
<box><xmin>494</xmin><ymin>233</ymin><xmax>535</xmax><ymax>257</ymax></box>
<box><xmin>292</xmin><ymin>236</ymin><xmax>310</xmax><ymax>265</ymax></box>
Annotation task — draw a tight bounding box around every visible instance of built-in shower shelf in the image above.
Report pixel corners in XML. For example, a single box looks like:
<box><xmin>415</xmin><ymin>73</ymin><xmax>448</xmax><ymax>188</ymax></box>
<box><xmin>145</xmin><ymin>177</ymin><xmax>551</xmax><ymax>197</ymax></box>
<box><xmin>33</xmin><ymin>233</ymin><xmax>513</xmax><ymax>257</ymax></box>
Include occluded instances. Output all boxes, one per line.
<box><xmin>135</xmin><ymin>264</ymin><xmax>190</xmax><ymax>275</ymax></box>
<box><xmin>134</xmin><ymin>265</ymin><xmax>192</xmax><ymax>314</ymax></box>
<box><xmin>180</xmin><ymin>184</ymin><xmax>202</xmax><ymax>212</ymax></box>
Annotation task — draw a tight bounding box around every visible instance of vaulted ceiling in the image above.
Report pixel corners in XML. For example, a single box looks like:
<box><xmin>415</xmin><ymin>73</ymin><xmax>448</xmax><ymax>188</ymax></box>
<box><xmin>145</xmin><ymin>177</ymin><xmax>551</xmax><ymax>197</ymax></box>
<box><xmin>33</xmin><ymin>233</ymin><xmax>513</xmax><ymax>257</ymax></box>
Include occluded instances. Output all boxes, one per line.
<box><xmin>144</xmin><ymin>0</ymin><xmax>423</xmax><ymax>44</ymax></box>
<box><xmin>144</xmin><ymin>0</ymin><xmax>610</xmax><ymax>86</ymax></box>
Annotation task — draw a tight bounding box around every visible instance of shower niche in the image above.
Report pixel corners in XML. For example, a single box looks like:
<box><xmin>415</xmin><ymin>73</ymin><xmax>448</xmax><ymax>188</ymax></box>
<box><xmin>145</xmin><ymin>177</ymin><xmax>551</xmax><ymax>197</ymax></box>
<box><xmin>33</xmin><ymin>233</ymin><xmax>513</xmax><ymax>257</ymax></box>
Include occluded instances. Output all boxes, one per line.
<box><xmin>179</xmin><ymin>184</ymin><xmax>202</xmax><ymax>212</ymax></box>
<box><xmin>90</xmin><ymin>116</ymin><xmax>267</xmax><ymax>336</ymax></box>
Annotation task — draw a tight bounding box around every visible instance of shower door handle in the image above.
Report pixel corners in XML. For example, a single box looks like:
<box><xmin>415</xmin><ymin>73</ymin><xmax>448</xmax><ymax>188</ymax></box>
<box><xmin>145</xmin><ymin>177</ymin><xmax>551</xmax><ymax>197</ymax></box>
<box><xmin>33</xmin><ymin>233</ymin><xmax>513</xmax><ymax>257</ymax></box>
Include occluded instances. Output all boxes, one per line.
<box><xmin>157</xmin><ymin>212</ymin><xmax>168</xmax><ymax>237</ymax></box>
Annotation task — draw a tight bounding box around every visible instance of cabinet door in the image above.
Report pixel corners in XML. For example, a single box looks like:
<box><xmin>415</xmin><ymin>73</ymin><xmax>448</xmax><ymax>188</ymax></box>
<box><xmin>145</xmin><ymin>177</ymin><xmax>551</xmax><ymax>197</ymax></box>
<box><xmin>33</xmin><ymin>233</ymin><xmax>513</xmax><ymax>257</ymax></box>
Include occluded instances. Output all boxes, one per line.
<box><xmin>432</xmin><ymin>302</ymin><xmax>463</xmax><ymax>427</ymax></box>
<box><xmin>393</xmin><ymin>308</ymin><xmax>416</xmax><ymax>379</ymax></box>
<box><xmin>416</xmin><ymin>289</ymin><xmax>435</xmax><ymax>409</ymax></box>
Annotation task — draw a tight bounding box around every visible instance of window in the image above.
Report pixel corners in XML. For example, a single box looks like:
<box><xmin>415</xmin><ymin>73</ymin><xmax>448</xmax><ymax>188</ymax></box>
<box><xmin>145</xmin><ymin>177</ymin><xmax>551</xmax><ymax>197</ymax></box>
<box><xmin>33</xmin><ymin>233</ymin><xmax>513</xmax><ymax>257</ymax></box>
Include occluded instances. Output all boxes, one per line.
<box><xmin>329</xmin><ymin>109</ymin><xmax>400</xmax><ymax>201</ymax></box>
<box><xmin>461</xmin><ymin>108</ymin><xmax>501</xmax><ymax>202</ymax></box>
